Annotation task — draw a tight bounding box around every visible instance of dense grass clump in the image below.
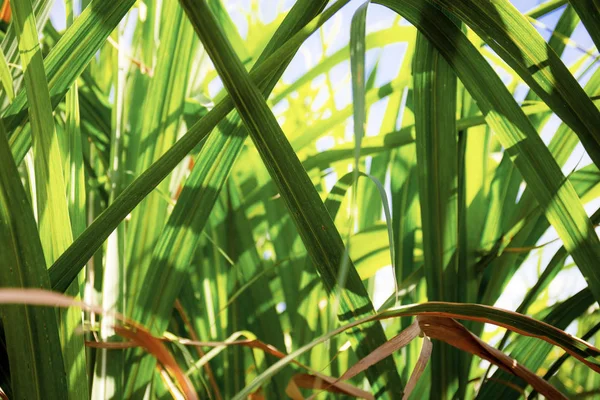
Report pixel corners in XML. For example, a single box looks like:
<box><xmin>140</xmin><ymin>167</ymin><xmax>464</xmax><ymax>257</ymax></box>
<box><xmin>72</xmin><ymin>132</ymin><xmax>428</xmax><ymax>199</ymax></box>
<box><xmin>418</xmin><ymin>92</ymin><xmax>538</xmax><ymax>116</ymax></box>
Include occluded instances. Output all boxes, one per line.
<box><xmin>0</xmin><ymin>0</ymin><xmax>599</xmax><ymax>398</ymax></box>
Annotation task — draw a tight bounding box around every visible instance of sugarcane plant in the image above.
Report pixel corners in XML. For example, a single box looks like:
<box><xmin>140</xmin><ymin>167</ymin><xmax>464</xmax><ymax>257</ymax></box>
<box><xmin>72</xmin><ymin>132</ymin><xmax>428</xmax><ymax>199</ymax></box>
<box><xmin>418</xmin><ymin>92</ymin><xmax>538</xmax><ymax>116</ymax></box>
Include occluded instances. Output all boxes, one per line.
<box><xmin>0</xmin><ymin>0</ymin><xmax>600</xmax><ymax>398</ymax></box>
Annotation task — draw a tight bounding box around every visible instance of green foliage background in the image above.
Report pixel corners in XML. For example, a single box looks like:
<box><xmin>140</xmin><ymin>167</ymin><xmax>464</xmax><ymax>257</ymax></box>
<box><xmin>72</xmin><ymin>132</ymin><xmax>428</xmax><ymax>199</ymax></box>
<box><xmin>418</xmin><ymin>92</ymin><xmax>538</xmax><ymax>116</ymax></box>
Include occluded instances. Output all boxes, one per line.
<box><xmin>0</xmin><ymin>0</ymin><xmax>599</xmax><ymax>398</ymax></box>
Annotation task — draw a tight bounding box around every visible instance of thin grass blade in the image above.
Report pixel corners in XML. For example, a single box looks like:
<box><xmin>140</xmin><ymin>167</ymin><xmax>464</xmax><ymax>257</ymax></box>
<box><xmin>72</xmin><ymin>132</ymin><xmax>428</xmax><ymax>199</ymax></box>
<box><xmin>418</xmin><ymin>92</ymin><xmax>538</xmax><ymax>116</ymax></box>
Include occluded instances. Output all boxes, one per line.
<box><xmin>11</xmin><ymin>1</ymin><xmax>87</xmax><ymax>397</ymax></box>
<box><xmin>0</xmin><ymin>124</ymin><xmax>67</xmax><ymax>399</ymax></box>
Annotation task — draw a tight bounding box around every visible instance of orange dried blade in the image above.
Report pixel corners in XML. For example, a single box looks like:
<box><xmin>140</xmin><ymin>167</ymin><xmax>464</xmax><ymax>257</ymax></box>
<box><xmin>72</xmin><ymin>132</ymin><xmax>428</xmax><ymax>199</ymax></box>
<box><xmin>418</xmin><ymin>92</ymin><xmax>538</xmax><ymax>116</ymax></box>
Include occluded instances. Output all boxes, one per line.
<box><xmin>172</xmin><ymin>335</ymin><xmax>373</xmax><ymax>398</ymax></box>
<box><xmin>175</xmin><ymin>300</ymin><xmax>222</xmax><ymax>400</ymax></box>
<box><xmin>340</xmin><ymin>319</ymin><xmax>420</xmax><ymax>381</ymax></box>
<box><xmin>0</xmin><ymin>288</ymin><xmax>116</xmax><ymax>318</ymax></box>
<box><xmin>402</xmin><ymin>335</ymin><xmax>432</xmax><ymax>400</ymax></box>
<box><xmin>400</xmin><ymin>305</ymin><xmax>600</xmax><ymax>374</ymax></box>
<box><xmin>290</xmin><ymin>373</ymin><xmax>374</xmax><ymax>399</ymax></box>
<box><xmin>115</xmin><ymin>326</ymin><xmax>198</xmax><ymax>400</ymax></box>
<box><xmin>484</xmin><ymin>345</ymin><xmax>567</xmax><ymax>400</ymax></box>
<box><xmin>285</xmin><ymin>378</ymin><xmax>304</xmax><ymax>400</ymax></box>
<box><xmin>248</xmin><ymin>388</ymin><xmax>266</xmax><ymax>400</ymax></box>
<box><xmin>417</xmin><ymin>316</ymin><xmax>567</xmax><ymax>400</ymax></box>
<box><xmin>417</xmin><ymin>316</ymin><xmax>508</xmax><ymax>370</ymax></box>
<box><xmin>0</xmin><ymin>1</ymin><xmax>10</xmax><ymax>23</ymax></box>
<box><xmin>171</xmin><ymin>337</ymin><xmax>290</xmax><ymax>360</ymax></box>
<box><xmin>0</xmin><ymin>288</ymin><xmax>195</xmax><ymax>396</ymax></box>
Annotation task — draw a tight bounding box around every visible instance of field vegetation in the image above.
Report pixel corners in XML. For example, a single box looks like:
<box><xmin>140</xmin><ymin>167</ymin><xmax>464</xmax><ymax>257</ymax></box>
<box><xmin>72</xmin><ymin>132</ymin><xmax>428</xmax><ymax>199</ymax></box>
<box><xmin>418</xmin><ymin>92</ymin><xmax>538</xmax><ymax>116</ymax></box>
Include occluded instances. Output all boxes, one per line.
<box><xmin>1</xmin><ymin>0</ymin><xmax>600</xmax><ymax>398</ymax></box>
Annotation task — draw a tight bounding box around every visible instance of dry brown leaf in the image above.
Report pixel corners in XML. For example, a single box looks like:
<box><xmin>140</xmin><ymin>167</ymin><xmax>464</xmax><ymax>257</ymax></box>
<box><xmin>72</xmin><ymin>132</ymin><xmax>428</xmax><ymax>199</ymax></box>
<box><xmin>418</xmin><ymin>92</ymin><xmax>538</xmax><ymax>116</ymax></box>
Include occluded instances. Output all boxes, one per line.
<box><xmin>248</xmin><ymin>388</ymin><xmax>266</xmax><ymax>400</ymax></box>
<box><xmin>402</xmin><ymin>334</ymin><xmax>432</xmax><ymax>400</ymax></box>
<box><xmin>289</xmin><ymin>373</ymin><xmax>374</xmax><ymax>399</ymax></box>
<box><xmin>417</xmin><ymin>315</ymin><xmax>567</xmax><ymax>400</ymax></box>
<box><xmin>340</xmin><ymin>320</ymin><xmax>421</xmax><ymax>381</ymax></box>
<box><xmin>175</xmin><ymin>299</ymin><xmax>222</xmax><ymax>400</ymax></box>
<box><xmin>0</xmin><ymin>0</ymin><xmax>10</xmax><ymax>23</ymax></box>
<box><xmin>0</xmin><ymin>288</ymin><xmax>197</xmax><ymax>399</ymax></box>
<box><xmin>0</xmin><ymin>288</ymin><xmax>110</xmax><ymax>315</ymax></box>
<box><xmin>115</xmin><ymin>326</ymin><xmax>197</xmax><ymax>399</ymax></box>
<box><xmin>398</xmin><ymin>305</ymin><xmax>600</xmax><ymax>374</ymax></box>
<box><xmin>289</xmin><ymin>321</ymin><xmax>422</xmax><ymax>399</ymax></box>
<box><xmin>169</xmin><ymin>336</ymin><xmax>374</xmax><ymax>399</ymax></box>
<box><xmin>286</xmin><ymin>377</ymin><xmax>305</xmax><ymax>400</ymax></box>
<box><xmin>106</xmin><ymin>301</ymin><xmax>600</xmax><ymax>382</ymax></box>
<box><xmin>7</xmin><ymin>288</ymin><xmax>582</xmax><ymax>400</ymax></box>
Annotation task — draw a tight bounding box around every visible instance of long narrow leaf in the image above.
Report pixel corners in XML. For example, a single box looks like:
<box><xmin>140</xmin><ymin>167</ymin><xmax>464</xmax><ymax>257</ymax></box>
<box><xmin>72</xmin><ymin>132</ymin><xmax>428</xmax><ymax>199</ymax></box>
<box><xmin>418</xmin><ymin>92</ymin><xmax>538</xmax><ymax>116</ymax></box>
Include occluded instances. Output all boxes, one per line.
<box><xmin>0</xmin><ymin>124</ymin><xmax>67</xmax><ymax>399</ymax></box>
<box><xmin>568</xmin><ymin>0</ymin><xmax>600</xmax><ymax>50</ymax></box>
<box><xmin>11</xmin><ymin>1</ymin><xmax>87</xmax><ymax>398</ymax></box>
<box><xmin>430</xmin><ymin>0</ymin><xmax>600</xmax><ymax>168</ymax></box>
<box><xmin>413</xmin><ymin>29</ymin><xmax>461</xmax><ymax>399</ymax></box>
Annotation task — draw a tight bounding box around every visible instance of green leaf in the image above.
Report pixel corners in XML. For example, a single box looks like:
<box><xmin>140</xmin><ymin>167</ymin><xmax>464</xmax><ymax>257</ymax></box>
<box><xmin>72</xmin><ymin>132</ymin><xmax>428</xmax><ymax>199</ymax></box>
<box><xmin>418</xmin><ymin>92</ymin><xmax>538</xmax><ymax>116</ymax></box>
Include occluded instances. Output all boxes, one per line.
<box><xmin>324</xmin><ymin>172</ymin><xmax>396</xmax><ymax>281</ymax></box>
<box><xmin>413</xmin><ymin>29</ymin><xmax>462</xmax><ymax>399</ymax></box>
<box><xmin>7</xmin><ymin>0</ymin><xmax>138</xmax><ymax>163</ymax></box>
<box><xmin>0</xmin><ymin>123</ymin><xmax>68</xmax><ymax>400</ymax></box>
<box><xmin>525</xmin><ymin>0</ymin><xmax>568</xmax><ymax>18</ymax></box>
<box><xmin>350</xmin><ymin>1</ymin><xmax>369</xmax><ymax>178</ymax></box>
<box><xmin>568</xmin><ymin>0</ymin><xmax>600</xmax><ymax>50</ymax></box>
<box><xmin>430</xmin><ymin>0</ymin><xmax>600</xmax><ymax>169</ymax></box>
<box><xmin>124</xmin><ymin>0</ymin><xmax>196</xmax><ymax>312</ymax></box>
<box><xmin>413</xmin><ymin>33</ymin><xmax>458</xmax><ymax>304</ymax></box>
<box><xmin>64</xmin><ymin>9</ymin><xmax>86</xmax><ymax>241</ymax></box>
<box><xmin>11</xmin><ymin>2</ymin><xmax>87</xmax><ymax>398</ymax></box>
<box><xmin>0</xmin><ymin>0</ymin><xmax>53</xmax><ymax>105</ymax></box>
<box><xmin>0</xmin><ymin>46</ymin><xmax>13</xmax><ymax>101</ymax></box>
